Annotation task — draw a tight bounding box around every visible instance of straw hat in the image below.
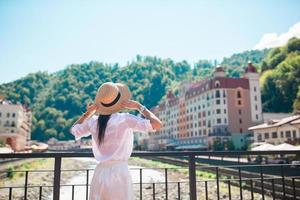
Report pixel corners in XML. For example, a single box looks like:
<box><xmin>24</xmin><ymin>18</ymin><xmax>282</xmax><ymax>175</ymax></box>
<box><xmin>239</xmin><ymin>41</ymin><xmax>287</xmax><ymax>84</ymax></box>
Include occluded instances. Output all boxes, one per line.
<box><xmin>93</xmin><ymin>82</ymin><xmax>132</xmax><ymax>115</ymax></box>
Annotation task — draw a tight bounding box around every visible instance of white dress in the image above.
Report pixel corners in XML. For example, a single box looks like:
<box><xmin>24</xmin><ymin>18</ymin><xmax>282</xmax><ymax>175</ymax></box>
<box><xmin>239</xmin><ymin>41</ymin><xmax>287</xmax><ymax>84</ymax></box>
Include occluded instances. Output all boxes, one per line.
<box><xmin>70</xmin><ymin>112</ymin><xmax>155</xmax><ymax>200</ymax></box>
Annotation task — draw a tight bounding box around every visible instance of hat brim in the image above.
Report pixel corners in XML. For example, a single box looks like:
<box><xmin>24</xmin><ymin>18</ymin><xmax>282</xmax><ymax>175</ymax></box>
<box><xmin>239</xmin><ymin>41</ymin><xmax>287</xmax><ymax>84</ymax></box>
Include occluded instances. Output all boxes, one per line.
<box><xmin>94</xmin><ymin>83</ymin><xmax>132</xmax><ymax>115</ymax></box>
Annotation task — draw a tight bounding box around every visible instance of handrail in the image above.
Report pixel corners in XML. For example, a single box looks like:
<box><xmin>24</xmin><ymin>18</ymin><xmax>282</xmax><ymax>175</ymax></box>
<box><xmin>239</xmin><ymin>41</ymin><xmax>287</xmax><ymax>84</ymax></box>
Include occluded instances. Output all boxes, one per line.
<box><xmin>0</xmin><ymin>150</ymin><xmax>300</xmax><ymax>158</ymax></box>
<box><xmin>1</xmin><ymin>150</ymin><xmax>300</xmax><ymax>200</ymax></box>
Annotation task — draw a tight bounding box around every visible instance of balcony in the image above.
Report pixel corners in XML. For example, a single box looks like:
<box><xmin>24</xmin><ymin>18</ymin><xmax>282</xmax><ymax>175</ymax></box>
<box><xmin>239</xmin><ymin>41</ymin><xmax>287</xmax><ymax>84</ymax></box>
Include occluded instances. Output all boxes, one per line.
<box><xmin>0</xmin><ymin>150</ymin><xmax>300</xmax><ymax>200</ymax></box>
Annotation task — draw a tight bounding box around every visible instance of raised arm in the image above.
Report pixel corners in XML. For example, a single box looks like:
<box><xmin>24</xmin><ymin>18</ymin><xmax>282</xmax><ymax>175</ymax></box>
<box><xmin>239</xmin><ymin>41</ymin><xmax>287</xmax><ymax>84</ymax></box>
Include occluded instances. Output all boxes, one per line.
<box><xmin>69</xmin><ymin>103</ymin><xmax>98</xmax><ymax>140</ymax></box>
<box><xmin>120</xmin><ymin>100</ymin><xmax>163</xmax><ymax>130</ymax></box>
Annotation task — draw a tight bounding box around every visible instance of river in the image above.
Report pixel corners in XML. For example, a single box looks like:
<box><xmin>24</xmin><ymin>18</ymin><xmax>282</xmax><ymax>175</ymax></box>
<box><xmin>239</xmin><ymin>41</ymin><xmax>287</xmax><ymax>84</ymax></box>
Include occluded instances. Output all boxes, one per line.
<box><xmin>47</xmin><ymin>157</ymin><xmax>165</xmax><ymax>200</ymax></box>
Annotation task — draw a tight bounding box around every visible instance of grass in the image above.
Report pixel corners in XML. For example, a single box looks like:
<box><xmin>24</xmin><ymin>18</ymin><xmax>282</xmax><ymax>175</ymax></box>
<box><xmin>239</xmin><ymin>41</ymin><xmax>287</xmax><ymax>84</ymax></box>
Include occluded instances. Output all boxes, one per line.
<box><xmin>0</xmin><ymin>158</ymin><xmax>52</xmax><ymax>186</ymax></box>
<box><xmin>129</xmin><ymin>157</ymin><xmax>216</xmax><ymax>180</ymax></box>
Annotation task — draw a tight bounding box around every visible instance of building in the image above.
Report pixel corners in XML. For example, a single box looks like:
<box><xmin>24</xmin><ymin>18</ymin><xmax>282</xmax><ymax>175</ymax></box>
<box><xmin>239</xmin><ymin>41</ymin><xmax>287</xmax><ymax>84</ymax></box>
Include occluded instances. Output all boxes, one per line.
<box><xmin>47</xmin><ymin>137</ymin><xmax>81</xmax><ymax>151</ymax></box>
<box><xmin>249</xmin><ymin>114</ymin><xmax>300</xmax><ymax>145</ymax></box>
<box><xmin>148</xmin><ymin>61</ymin><xmax>263</xmax><ymax>150</ymax></box>
<box><xmin>0</xmin><ymin>99</ymin><xmax>32</xmax><ymax>151</ymax></box>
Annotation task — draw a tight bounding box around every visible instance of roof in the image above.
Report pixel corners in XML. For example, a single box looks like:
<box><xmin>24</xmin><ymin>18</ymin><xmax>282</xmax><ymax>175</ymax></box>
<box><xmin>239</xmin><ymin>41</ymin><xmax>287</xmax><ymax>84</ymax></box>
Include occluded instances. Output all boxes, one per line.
<box><xmin>249</xmin><ymin>115</ymin><xmax>300</xmax><ymax>131</ymax></box>
<box><xmin>245</xmin><ymin>61</ymin><xmax>257</xmax><ymax>73</ymax></box>
<box><xmin>251</xmin><ymin>143</ymin><xmax>275</xmax><ymax>151</ymax></box>
<box><xmin>291</xmin><ymin>118</ymin><xmax>300</xmax><ymax>125</ymax></box>
<box><xmin>175</xmin><ymin>144</ymin><xmax>208</xmax><ymax>150</ymax></box>
<box><xmin>215</xmin><ymin>66</ymin><xmax>225</xmax><ymax>72</ymax></box>
<box><xmin>251</xmin><ymin>143</ymin><xmax>300</xmax><ymax>151</ymax></box>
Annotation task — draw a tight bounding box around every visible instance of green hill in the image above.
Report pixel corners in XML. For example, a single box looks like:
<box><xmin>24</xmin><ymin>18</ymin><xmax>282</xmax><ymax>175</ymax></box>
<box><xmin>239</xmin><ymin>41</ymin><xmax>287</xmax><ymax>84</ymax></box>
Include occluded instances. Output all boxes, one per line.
<box><xmin>260</xmin><ymin>37</ymin><xmax>300</xmax><ymax>112</ymax></box>
<box><xmin>0</xmin><ymin>46</ymin><xmax>285</xmax><ymax>141</ymax></box>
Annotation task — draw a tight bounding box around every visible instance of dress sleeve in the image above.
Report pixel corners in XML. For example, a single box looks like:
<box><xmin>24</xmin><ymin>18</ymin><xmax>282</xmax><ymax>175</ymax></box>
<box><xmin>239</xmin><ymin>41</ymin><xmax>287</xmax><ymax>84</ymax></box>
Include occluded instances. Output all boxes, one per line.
<box><xmin>70</xmin><ymin>117</ymin><xmax>94</xmax><ymax>141</ymax></box>
<box><xmin>123</xmin><ymin>113</ymin><xmax>155</xmax><ymax>133</ymax></box>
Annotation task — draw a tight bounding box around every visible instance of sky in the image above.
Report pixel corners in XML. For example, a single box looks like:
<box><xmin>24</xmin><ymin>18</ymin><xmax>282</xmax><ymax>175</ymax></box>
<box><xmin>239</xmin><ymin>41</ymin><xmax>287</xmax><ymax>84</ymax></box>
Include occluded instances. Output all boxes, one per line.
<box><xmin>0</xmin><ymin>0</ymin><xmax>300</xmax><ymax>84</ymax></box>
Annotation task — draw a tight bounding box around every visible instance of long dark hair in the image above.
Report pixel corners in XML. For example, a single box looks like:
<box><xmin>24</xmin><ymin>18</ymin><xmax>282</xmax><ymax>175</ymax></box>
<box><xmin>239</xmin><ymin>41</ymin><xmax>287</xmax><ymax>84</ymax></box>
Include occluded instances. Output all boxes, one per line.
<box><xmin>97</xmin><ymin>114</ymin><xmax>111</xmax><ymax>145</ymax></box>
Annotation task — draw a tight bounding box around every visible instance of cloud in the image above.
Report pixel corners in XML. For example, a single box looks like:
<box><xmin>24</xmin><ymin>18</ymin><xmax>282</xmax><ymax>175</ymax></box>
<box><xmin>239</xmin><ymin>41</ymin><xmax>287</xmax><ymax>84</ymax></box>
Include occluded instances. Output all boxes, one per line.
<box><xmin>254</xmin><ymin>22</ymin><xmax>300</xmax><ymax>50</ymax></box>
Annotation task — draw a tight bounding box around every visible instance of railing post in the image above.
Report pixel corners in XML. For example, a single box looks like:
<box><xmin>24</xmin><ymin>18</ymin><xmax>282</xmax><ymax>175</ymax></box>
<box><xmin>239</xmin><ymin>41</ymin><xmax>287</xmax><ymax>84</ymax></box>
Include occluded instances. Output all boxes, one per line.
<box><xmin>53</xmin><ymin>156</ymin><xmax>61</xmax><ymax>200</ymax></box>
<box><xmin>188</xmin><ymin>155</ymin><xmax>197</xmax><ymax>200</ymax></box>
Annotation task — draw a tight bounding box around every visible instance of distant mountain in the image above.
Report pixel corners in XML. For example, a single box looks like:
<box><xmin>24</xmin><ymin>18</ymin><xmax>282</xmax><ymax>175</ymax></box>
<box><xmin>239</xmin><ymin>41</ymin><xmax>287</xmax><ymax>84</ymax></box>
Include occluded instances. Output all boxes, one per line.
<box><xmin>0</xmin><ymin>48</ymin><xmax>273</xmax><ymax>141</ymax></box>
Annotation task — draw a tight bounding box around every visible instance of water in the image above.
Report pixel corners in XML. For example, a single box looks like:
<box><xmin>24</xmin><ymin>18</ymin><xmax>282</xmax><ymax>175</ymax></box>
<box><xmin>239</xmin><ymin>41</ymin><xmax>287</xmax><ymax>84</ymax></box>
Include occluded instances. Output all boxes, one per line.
<box><xmin>47</xmin><ymin>158</ymin><xmax>164</xmax><ymax>200</ymax></box>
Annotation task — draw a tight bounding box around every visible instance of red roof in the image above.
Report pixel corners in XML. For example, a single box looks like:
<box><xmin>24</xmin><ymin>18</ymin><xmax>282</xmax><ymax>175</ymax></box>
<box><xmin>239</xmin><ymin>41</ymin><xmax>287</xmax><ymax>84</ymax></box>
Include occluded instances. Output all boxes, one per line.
<box><xmin>245</xmin><ymin>61</ymin><xmax>257</xmax><ymax>73</ymax></box>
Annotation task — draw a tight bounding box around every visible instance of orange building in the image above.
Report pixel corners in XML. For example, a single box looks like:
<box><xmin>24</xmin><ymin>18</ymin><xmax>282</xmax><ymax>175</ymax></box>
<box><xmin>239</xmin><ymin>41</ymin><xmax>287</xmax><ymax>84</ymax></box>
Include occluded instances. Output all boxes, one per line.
<box><xmin>148</xmin><ymin>62</ymin><xmax>263</xmax><ymax>150</ymax></box>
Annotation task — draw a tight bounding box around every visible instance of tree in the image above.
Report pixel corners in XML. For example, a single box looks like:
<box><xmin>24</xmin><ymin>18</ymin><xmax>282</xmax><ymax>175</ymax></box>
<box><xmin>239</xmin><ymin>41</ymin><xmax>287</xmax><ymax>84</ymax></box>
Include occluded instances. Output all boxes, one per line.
<box><xmin>213</xmin><ymin>140</ymin><xmax>224</xmax><ymax>151</ymax></box>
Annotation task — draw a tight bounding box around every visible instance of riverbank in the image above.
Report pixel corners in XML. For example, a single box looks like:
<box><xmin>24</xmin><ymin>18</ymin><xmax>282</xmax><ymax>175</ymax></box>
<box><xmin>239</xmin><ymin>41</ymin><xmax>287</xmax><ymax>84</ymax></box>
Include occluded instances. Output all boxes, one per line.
<box><xmin>129</xmin><ymin>157</ymin><xmax>271</xmax><ymax>200</ymax></box>
<box><xmin>0</xmin><ymin>157</ymin><xmax>94</xmax><ymax>200</ymax></box>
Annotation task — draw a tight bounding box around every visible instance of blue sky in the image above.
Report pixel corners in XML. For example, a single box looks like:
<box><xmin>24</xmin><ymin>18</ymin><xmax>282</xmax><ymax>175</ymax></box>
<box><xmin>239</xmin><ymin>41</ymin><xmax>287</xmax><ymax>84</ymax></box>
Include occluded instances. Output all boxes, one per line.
<box><xmin>0</xmin><ymin>0</ymin><xmax>300</xmax><ymax>84</ymax></box>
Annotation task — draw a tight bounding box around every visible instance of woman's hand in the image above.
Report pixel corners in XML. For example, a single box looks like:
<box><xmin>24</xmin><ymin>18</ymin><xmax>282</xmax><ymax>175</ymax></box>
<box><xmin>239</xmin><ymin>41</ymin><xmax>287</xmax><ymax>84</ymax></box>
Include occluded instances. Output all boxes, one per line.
<box><xmin>121</xmin><ymin>100</ymin><xmax>141</xmax><ymax>110</ymax></box>
<box><xmin>86</xmin><ymin>103</ymin><xmax>99</xmax><ymax>113</ymax></box>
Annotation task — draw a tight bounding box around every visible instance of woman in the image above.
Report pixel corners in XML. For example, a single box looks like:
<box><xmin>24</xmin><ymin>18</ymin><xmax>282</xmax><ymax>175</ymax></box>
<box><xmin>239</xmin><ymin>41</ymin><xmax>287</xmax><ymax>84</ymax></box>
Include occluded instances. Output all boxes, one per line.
<box><xmin>70</xmin><ymin>82</ymin><xmax>162</xmax><ymax>200</ymax></box>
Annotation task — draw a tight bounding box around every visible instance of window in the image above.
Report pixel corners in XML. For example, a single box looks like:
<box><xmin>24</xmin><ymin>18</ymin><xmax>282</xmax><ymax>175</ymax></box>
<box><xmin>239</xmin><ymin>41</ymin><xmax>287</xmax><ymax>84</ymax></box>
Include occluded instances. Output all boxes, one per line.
<box><xmin>224</xmin><ymin>118</ymin><xmax>227</xmax><ymax>123</ymax></box>
<box><xmin>237</xmin><ymin>91</ymin><xmax>242</xmax><ymax>98</ymax></box>
<box><xmin>11</xmin><ymin>122</ymin><xmax>15</xmax><ymax>127</ymax></box>
<box><xmin>265</xmin><ymin>133</ymin><xmax>269</xmax><ymax>139</ymax></box>
<box><xmin>286</xmin><ymin>131</ymin><xmax>291</xmax><ymax>138</ymax></box>
<box><xmin>238</xmin><ymin>100</ymin><xmax>242</xmax><ymax>105</ymax></box>
<box><xmin>224</xmin><ymin>109</ymin><xmax>227</xmax><ymax>114</ymax></box>
<box><xmin>12</xmin><ymin>113</ymin><xmax>15</xmax><ymax>117</ymax></box>
<box><xmin>280</xmin><ymin>131</ymin><xmax>284</xmax><ymax>138</ymax></box>
<box><xmin>7</xmin><ymin>113</ymin><xmax>10</xmax><ymax>118</ymax></box>
<box><xmin>0</xmin><ymin>112</ymin><xmax>1</xmax><ymax>117</ymax></box>
<box><xmin>293</xmin><ymin>130</ymin><xmax>296</xmax><ymax>138</ymax></box>
<box><xmin>254</xmin><ymin>87</ymin><xmax>257</xmax><ymax>92</ymax></box>
<box><xmin>215</xmin><ymin>90</ymin><xmax>220</xmax><ymax>98</ymax></box>
<box><xmin>272</xmin><ymin>132</ymin><xmax>277</xmax><ymax>138</ymax></box>
<box><xmin>216</xmin><ymin>99</ymin><xmax>220</xmax><ymax>105</ymax></box>
<box><xmin>238</xmin><ymin>109</ymin><xmax>242</xmax><ymax>115</ymax></box>
<box><xmin>216</xmin><ymin>109</ymin><xmax>221</xmax><ymax>114</ymax></box>
<box><xmin>255</xmin><ymin>105</ymin><xmax>258</xmax><ymax>111</ymax></box>
<box><xmin>217</xmin><ymin>118</ymin><xmax>221</xmax><ymax>124</ymax></box>
<box><xmin>254</xmin><ymin>96</ymin><xmax>257</xmax><ymax>101</ymax></box>
<box><xmin>256</xmin><ymin>114</ymin><xmax>259</xmax><ymax>120</ymax></box>
<box><xmin>239</xmin><ymin>119</ymin><xmax>242</xmax><ymax>124</ymax></box>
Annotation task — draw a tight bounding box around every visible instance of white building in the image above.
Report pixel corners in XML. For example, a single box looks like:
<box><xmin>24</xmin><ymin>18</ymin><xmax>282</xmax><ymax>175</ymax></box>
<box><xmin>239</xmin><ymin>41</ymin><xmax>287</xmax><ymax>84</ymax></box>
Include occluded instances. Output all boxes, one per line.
<box><xmin>0</xmin><ymin>99</ymin><xmax>32</xmax><ymax>151</ymax></box>
<box><xmin>249</xmin><ymin>114</ymin><xmax>300</xmax><ymax>144</ymax></box>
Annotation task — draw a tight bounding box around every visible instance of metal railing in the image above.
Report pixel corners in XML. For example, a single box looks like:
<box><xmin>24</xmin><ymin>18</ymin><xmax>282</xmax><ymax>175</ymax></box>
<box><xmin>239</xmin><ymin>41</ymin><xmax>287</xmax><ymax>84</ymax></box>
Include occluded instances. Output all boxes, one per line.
<box><xmin>0</xmin><ymin>150</ymin><xmax>300</xmax><ymax>200</ymax></box>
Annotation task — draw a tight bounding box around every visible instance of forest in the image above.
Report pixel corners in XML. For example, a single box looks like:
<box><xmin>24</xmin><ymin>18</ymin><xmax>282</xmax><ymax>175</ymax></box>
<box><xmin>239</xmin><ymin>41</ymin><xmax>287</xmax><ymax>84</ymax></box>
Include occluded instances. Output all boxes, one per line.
<box><xmin>0</xmin><ymin>37</ymin><xmax>299</xmax><ymax>141</ymax></box>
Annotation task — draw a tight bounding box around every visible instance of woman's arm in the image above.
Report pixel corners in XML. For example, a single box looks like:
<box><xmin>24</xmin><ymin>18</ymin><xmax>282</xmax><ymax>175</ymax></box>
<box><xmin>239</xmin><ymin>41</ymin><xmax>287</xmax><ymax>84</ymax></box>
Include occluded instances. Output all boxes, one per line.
<box><xmin>121</xmin><ymin>100</ymin><xmax>163</xmax><ymax>130</ymax></box>
<box><xmin>69</xmin><ymin>105</ymin><xmax>97</xmax><ymax>140</ymax></box>
<box><xmin>70</xmin><ymin>103</ymin><xmax>98</xmax><ymax>132</ymax></box>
